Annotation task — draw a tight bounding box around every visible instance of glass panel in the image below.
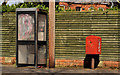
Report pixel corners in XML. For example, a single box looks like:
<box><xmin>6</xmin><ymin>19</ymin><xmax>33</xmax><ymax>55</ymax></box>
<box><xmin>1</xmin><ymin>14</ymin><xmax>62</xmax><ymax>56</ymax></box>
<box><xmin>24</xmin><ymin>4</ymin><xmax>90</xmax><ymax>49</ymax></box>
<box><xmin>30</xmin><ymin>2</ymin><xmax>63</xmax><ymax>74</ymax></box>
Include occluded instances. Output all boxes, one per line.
<box><xmin>18</xmin><ymin>14</ymin><xmax>35</xmax><ymax>40</ymax></box>
<box><xmin>38</xmin><ymin>14</ymin><xmax>46</xmax><ymax>41</ymax></box>
<box><xmin>18</xmin><ymin>45</ymin><xmax>34</xmax><ymax>64</ymax></box>
<box><xmin>38</xmin><ymin>45</ymin><xmax>46</xmax><ymax>64</ymax></box>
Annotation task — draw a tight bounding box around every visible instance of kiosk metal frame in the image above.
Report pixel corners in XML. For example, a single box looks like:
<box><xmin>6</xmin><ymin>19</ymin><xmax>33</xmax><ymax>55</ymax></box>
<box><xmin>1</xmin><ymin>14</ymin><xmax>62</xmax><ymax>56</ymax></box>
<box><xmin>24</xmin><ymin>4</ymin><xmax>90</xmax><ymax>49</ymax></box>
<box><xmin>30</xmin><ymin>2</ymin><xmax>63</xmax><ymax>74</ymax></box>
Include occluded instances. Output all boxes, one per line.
<box><xmin>16</xmin><ymin>8</ymin><xmax>48</xmax><ymax>67</ymax></box>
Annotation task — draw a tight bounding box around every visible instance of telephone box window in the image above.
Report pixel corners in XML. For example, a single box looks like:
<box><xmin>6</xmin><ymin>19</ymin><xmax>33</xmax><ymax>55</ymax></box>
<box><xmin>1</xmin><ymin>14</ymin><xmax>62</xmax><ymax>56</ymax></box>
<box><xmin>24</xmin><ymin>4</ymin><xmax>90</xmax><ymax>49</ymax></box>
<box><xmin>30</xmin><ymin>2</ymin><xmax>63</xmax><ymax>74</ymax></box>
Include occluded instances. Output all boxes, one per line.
<box><xmin>18</xmin><ymin>14</ymin><xmax>35</xmax><ymax>40</ymax></box>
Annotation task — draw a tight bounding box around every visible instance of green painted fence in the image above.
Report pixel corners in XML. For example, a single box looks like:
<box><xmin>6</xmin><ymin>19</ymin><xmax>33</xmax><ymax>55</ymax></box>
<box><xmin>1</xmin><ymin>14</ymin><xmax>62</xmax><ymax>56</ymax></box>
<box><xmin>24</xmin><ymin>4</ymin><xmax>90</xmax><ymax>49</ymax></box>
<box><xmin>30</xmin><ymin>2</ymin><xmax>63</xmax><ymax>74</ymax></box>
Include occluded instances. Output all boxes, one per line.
<box><xmin>55</xmin><ymin>11</ymin><xmax>120</xmax><ymax>61</ymax></box>
<box><xmin>1</xmin><ymin>11</ymin><xmax>120</xmax><ymax>61</ymax></box>
<box><xmin>1</xmin><ymin>12</ymin><xmax>16</xmax><ymax>57</ymax></box>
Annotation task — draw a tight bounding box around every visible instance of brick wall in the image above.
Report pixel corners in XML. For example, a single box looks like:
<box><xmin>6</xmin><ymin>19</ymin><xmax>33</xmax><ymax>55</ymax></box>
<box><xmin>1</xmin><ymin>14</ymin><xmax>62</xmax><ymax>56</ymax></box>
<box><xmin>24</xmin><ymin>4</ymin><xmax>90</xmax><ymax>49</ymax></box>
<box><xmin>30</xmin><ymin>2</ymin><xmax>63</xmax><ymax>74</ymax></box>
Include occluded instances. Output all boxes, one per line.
<box><xmin>59</xmin><ymin>2</ymin><xmax>109</xmax><ymax>11</ymax></box>
<box><xmin>59</xmin><ymin>2</ymin><xmax>69</xmax><ymax>10</ymax></box>
<box><xmin>1</xmin><ymin>57</ymin><xmax>119</xmax><ymax>68</ymax></box>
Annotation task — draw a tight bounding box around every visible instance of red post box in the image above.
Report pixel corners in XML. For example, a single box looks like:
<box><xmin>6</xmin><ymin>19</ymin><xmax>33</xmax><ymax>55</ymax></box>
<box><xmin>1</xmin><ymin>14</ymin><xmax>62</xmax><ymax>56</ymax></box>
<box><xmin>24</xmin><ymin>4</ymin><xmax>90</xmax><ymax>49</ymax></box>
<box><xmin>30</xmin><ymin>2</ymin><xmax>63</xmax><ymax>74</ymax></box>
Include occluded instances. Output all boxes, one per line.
<box><xmin>86</xmin><ymin>35</ymin><xmax>101</xmax><ymax>54</ymax></box>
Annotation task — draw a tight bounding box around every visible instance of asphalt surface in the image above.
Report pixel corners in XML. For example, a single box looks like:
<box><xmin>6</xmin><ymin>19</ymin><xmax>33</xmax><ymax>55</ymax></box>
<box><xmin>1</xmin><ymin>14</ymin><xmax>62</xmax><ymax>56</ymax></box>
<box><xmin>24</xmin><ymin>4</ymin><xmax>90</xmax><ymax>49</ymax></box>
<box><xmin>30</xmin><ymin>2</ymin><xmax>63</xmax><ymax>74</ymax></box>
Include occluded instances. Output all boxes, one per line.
<box><xmin>0</xmin><ymin>65</ymin><xmax>120</xmax><ymax>75</ymax></box>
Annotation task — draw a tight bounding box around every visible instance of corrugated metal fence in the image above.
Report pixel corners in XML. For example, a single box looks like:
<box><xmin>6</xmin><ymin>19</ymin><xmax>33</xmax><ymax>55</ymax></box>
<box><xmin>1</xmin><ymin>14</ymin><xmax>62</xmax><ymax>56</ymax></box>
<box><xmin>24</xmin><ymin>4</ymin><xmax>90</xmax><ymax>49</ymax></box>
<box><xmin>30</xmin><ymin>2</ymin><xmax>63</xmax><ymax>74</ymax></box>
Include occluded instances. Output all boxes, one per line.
<box><xmin>2</xmin><ymin>12</ymin><xmax>16</xmax><ymax>57</ymax></box>
<box><xmin>55</xmin><ymin>11</ymin><xmax>120</xmax><ymax>61</ymax></box>
<box><xmin>1</xmin><ymin>11</ymin><xmax>120</xmax><ymax>62</ymax></box>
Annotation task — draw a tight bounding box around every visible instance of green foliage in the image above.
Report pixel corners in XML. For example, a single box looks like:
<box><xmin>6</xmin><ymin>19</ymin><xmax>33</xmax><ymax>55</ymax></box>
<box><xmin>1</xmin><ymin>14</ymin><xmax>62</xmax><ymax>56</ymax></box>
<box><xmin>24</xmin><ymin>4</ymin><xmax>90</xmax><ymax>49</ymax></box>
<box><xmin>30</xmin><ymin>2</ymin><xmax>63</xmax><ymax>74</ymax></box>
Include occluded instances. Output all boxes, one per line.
<box><xmin>35</xmin><ymin>4</ymin><xmax>49</xmax><ymax>11</ymax></box>
<box><xmin>2</xmin><ymin>2</ymin><xmax>49</xmax><ymax>12</ymax></box>
<box><xmin>98</xmin><ymin>8</ymin><xmax>104</xmax><ymax>11</ymax></box>
<box><xmin>66</xmin><ymin>7</ymin><xmax>71</xmax><ymax>11</ymax></box>
<box><xmin>2</xmin><ymin>4</ymin><xmax>16</xmax><ymax>12</ymax></box>
<box><xmin>55</xmin><ymin>5</ymin><xmax>64</xmax><ymax>12</ymax></box>
<box><xmin>71</xmin><ymin>9</ymin><xmax>75</xmax><ymax>11</ymax></box>
<box><xmin>89</xmin><ymin>7</ymin><xmax>94</xmax><ymax>11</ymax></box>
<box><xmin>106</xmin><ymin>6</ymin><xmax>120</xmax><ymax>11</ymax></box>
<box><xmin>8</xmin><ymin>4</ymin><xmax>16</xmax><ymax>12</ymax></box>
<box><xmin>2</xmin><ymin>4</ymin><xmax>7</xmax><ymax>12</ymax></box>
<box><xmin>2</xmin><ymin>2</ymin><xmax>65</xmax><ymax>12</ymax></box>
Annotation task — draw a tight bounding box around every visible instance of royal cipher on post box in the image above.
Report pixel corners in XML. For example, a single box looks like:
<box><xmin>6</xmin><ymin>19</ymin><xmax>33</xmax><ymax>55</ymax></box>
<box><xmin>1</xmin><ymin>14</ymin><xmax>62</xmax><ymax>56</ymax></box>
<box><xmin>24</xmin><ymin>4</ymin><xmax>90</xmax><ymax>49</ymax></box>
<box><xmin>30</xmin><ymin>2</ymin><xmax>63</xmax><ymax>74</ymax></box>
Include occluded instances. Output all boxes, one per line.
<box><xmin>86</xmin><ymin>35</ymin><xmax>101</xmax><ymax>54</ymax></box>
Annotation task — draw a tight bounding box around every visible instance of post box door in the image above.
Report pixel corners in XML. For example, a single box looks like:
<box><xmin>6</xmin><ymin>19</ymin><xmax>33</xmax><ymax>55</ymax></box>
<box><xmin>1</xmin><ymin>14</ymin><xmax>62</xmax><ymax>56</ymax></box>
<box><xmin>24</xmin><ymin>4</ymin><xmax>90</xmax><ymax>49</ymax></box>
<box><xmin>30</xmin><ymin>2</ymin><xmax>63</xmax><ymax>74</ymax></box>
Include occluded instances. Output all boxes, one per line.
<box><xmin>86</xmin><ymin>36</ymin><xmax>101</xmax><ymax>54</ymax></box>
<box><xmin>86</xmin><ymin>38</ymin><xmax>98</xmax><ymax>54</ymax></box>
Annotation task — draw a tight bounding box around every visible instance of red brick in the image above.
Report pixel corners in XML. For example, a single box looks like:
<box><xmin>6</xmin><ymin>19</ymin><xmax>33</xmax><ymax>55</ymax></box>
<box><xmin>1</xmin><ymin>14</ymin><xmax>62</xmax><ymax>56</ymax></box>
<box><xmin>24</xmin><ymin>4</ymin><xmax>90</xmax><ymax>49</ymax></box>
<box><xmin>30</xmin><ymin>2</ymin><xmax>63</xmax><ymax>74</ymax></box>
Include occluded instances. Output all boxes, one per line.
<box><xmin>1</xmin><ymin>57</ymin><xmax>120</xmax><ymax>69</ymax></box>
<box><xmin>59</xmin><ymin>2</ymin><xmax>109</xmax><ymax>11</ymax></box>
<box><xmin>102</xmin><ymin>61</ymin><xmax>119</xmax><ymax>68</ymax></box>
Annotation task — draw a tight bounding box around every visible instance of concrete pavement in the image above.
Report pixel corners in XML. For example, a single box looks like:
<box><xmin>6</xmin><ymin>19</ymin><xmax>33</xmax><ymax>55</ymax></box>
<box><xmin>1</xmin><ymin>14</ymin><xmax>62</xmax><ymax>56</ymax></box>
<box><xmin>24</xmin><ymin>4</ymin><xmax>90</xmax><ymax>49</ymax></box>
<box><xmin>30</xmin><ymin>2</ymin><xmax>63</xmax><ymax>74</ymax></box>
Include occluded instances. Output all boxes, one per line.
<box><xmin>1</xmin><ymin>65</ymin><xmax>120</xmax><ymax>75</ymax></box>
